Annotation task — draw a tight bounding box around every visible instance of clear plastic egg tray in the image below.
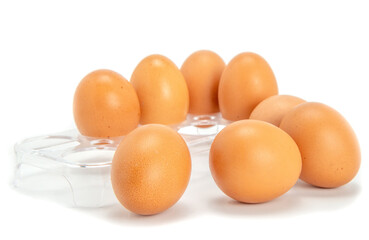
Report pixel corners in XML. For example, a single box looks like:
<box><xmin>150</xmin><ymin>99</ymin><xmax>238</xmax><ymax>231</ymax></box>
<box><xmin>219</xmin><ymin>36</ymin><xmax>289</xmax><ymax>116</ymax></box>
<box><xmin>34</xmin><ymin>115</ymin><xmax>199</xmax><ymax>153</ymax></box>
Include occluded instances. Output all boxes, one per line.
<box><xmin>13</xmin><ymin>113</ymin><xmax>230</xmax><ymax>207</ymax></box>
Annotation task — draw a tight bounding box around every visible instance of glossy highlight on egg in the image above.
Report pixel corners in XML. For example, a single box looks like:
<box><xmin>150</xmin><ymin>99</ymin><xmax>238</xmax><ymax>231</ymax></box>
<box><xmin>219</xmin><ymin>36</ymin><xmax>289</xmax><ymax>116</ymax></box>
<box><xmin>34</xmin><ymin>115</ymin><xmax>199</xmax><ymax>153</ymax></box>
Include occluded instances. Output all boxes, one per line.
<box><xmin>67</xmin><ymin>51</ymin><xmax>361</xmax><ymax>215</ymax></box>
<box><xmin>131</xmin><ymin>54</ymin><xmax>189</xmax><ymax>125</ymax></box>
<box><xmin>218</xmin><ymin>52</ymin><xmax>278</xmax><ymax>121</ymax></box>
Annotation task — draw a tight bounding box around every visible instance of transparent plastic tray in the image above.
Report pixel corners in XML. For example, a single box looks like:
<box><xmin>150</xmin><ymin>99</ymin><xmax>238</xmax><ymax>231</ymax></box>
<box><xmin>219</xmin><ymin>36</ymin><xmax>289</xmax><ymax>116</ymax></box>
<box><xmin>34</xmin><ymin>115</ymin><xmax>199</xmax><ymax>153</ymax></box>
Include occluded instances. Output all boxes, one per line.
<box><xmin>13</xmin><ymin>113</ymin><xmax>230</xmax><ymax>207</ymax></box>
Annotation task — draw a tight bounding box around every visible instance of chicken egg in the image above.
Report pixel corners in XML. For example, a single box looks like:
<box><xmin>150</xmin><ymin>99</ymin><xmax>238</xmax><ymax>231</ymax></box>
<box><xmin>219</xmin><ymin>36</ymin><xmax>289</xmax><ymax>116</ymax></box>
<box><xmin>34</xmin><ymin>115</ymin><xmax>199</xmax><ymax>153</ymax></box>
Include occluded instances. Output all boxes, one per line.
<box><xmin>210</xmin><ymin>120</ymin><xmax>302</xmax><ymax>203</ymax></box>
<box><xmin>218</xmin><ymin>52</ymin><xmax>278</xmax><ymax>121</ymax></box>
<box><xmin>250</xmin><ymin>95</ymin><xmax>306</xmax><ymax>126</ymax></box>
<box><xmin>73</xmin><ymin>69</ymin><xmax>140</xmax><ymax>138</ymax></box>
<box><xmin>131</xmin><ymin>55</ymin><xmax>189</xmax><ymax>125</ymax></box>
<box><xmin>180</xmin><ymin>50</ymin><xmax>225</xmax><ymax>115</ymax></box>
<box><xmin>280</xmin><ymin>102</ymin><xmax>361</xmax><ymax>188</ymax></box>
<box><xmin>111</xmin><ymin>124</ymin><xmax>191</xmax><ymax>215</ymax></box>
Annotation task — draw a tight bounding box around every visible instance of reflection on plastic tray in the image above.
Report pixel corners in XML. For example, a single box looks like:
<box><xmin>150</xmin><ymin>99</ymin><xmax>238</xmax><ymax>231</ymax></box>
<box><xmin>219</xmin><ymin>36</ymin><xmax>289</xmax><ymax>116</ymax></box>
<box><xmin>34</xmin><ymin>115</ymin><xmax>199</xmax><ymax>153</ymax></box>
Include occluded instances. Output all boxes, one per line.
<box><xmin>13</xmin><ymin>113</ymin><xmax>230</xmax><ymax>207</ymax></box>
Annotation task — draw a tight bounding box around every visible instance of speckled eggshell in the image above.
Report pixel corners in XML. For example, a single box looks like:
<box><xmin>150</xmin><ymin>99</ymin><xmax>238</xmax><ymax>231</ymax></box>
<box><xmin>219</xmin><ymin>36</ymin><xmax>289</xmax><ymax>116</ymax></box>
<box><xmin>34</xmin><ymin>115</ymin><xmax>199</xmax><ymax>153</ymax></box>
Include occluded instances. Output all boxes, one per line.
<box><xmin>111</xmin><ymin>124</ymin><xmax>191</xmax><ymax>215</ymax></box>
<box><xmin>73</xmin><ymin>69</ymin><xmax>140</xmax><ymax>138</ymax></box>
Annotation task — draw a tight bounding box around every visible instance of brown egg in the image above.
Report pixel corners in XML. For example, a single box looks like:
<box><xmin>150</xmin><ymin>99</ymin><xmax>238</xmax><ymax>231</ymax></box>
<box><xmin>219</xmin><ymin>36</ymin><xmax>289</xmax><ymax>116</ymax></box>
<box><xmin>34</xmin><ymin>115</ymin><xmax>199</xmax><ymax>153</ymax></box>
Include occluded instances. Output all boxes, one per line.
<box><xmin>131</xmin><ymin>55</ymin><xmax>189</xmax><ymax>125</ymax></box>
<box><xmin>250</xmin><ymin>95</ymin><xmax>306</xmax><ymax>126</ymax></box>
<box><xmin>180</xmin><ymin>50</ymin><xmax>225</xmax><ymax>114</ymax></box>
<box><xmin>210</xmin><ymin>120</ymin><xmax>302</xmax><ymax>203</ymax></box>
<box><xmin>218</xmin><ymin>52</ymin><xmax>278</xmax><ymax>121</ymax></box>
<box><xmin>73</xmin><ymin>69</ymin><xmax>140</xmax><ymax>138</ymax></box>
<box><xmin>111</xmin><ymin>124</ymin><xmax>191</xmax><ymax>215</ymax></box>
<box><xmin>280</xmin><ymin>102</ymin><xmax>361</xmax><ymax>188</ymax></box>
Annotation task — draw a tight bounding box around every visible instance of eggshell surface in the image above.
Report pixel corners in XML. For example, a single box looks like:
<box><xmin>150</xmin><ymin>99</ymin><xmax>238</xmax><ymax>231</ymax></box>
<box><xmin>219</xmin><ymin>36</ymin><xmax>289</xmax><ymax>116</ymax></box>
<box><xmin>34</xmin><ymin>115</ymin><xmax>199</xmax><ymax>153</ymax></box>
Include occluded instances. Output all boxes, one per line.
<box><xmin>73</xmin><ymin>69</ymin><xmax>140</xmax><ymax>138</ymax></box>
<box><xmin>280</xmin><ymin>102</ymin><xmax>361</xmax><ymax>188</ymax></box>
<box><xmin>250</xmin><ymin>95</ymin><xmax>305</xmax><ymax>126</ymax></box>
<box><xmin>131</xmin><ymin>55</ymin><xmax>189</xmax><ymax>125</ymax></box>
<box><xmin>218</xmin><ymin>52</ymin><xmax>278</xmax><ymax>121</ymax></box>
<box><xmin>111</xmin><ymin>124</ymin><xmax>191</xmax><ymax>215</ymax></box>
<box><xmin>180</xmin><ymin>50</ymin><xmax>225</xmax><ymax>114</ymax></box>
<box><xmin>210</xmin><ymin>120</ymin><xmax>302</xmax><ymax>203</ymax></box>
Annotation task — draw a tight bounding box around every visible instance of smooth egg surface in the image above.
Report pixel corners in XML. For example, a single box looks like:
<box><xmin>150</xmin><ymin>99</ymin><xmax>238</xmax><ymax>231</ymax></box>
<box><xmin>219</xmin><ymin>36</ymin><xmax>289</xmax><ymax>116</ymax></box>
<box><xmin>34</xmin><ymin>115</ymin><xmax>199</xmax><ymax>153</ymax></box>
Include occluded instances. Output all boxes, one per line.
<box><xmin>210</xmin><ymin>120</ymin><xmax>302</xmax><ymax>203</ymax></box>
<box><xmin>131</xmin><ymin>54</ymin><xmax>189</xmax><ymax>125</ymax></box>
<box><xmin>218</xmin><ymin>52</ymin><xmax>278</xmax><ymax>121</ymax></box>
<box><xmin>111</xmin><ymin>124</ymin><xmax>191</xmax><ymax>215</ymax></box>
<box><xmin>280</xmin><ymin>102</ymin><xmax>361</xmax><ymax>188</ymax></box>
<box><xmin>73</xmin><ymin>69</ymin><xmax>140</xmax><ymax>138</ymax></box>
<box><xmin>180</xmin><ymin>50</ymin><xmax>225</xmax><ymax>115</ymax></box>
<box><xmin>250</xmin><ymin>95</ymin><xmax>306</xmax><ymax>126</ymax></box>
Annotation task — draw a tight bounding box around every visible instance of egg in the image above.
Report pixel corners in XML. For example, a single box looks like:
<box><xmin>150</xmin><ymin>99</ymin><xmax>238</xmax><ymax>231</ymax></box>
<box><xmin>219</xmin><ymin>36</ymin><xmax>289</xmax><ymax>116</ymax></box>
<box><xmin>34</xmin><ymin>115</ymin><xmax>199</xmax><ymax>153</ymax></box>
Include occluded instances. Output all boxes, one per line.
<box><xmin>73</xmin><ymin>69</ymin><xmax>140</xmax><ymax>138</ymax></box>
<box><xmin>218</xmin><ymin>52</ymin><xmax>278</xmax><ymax>121</ymax></box>
<box><xmin>111</xmin><ymin>124</ymin><xmax>191</xmax><ymax>215</ymax></box>
<box><xmin>209</xmin><ymin>120</ymin><xmax>302</xmax><ymax>203</ymax></box>
<box><xmin>280</xmin><ymin>102</ymin><xmax>361</xmax><ymax>188</ymax></box>
<box><xmin>250</xmin><ymin>95</ymin><xmax>306</xmax><ymax>126</ymax></box>
<box><xmin>131</xmin><ymin>55</ymin><xmax>189</xmax><ymax>125</ymax></box>
<box><xmin>180</xmin><ymin>50</ymin><xmax>225</xmax><ymax>114</ymax></box>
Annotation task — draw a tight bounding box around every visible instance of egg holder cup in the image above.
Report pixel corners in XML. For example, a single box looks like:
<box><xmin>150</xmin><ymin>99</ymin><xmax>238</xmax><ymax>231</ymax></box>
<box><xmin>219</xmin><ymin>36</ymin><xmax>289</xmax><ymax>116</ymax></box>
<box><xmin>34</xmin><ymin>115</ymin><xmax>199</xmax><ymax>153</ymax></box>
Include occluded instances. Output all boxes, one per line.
<box><xmin>13</xmin><ymin>113</ymin><xmax>230</xmax><ymax>207</ymax></box>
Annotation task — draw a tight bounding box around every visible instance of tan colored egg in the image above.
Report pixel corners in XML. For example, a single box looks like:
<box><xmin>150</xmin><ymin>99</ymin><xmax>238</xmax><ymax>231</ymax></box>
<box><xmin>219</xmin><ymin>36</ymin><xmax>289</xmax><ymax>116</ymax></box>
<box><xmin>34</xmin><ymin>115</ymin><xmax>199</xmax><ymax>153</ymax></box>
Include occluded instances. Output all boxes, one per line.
<box><xmin>111</xmin><ymin>124</ymin><xmax>191</xmax><ymax>215</ymax></box>
<box><xmin>180</xmin><ymin>50</ymin><xmax>225</xmax><ymax>114</ymax></box>
<box><xmin>250</xmin><ymin>95</ymin><xmax>306</xmax><ymax>126</ymax></box>
<box><xmin>218</xmin><ymin>52</ymin><xmax>278</xmax><ymax>121</ymax></box>
<box><xmin>280</xmin><ymin>102</ymin><xmax>361</xmax><ymax>188</ymax></box>
<box><xmin>210</xmin><ymin>120</ymin><xmax>302</xmax><ymax>203</ymax></box>
<box><xmin>73</xmin><ymin>69</ymin><xmax>140</xmax><ymax>138</ymax></box>
<box><xmin>131</xmin><ymin>55</ymin><xmax>189</xmax><ymax>125</ymax></box>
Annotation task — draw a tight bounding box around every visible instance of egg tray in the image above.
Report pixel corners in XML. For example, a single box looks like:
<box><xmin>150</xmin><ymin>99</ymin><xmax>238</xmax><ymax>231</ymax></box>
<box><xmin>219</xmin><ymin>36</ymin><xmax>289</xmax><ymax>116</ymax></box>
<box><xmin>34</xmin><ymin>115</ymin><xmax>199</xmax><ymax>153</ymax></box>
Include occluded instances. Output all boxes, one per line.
<box><xmin>13</xmin><ymin>113</ymin><xmax>230</xmax><ymax>207</ymax></box>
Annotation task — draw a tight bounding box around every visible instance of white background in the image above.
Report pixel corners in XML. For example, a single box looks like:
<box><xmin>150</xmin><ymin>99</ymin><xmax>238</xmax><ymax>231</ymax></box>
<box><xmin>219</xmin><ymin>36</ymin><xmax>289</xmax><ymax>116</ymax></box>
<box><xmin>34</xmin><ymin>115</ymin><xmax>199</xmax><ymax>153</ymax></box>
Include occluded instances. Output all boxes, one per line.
<box><xmin>1</xmin><ymin>0</ymin><xmax>368</xmax><ymax>239</ymax></box>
